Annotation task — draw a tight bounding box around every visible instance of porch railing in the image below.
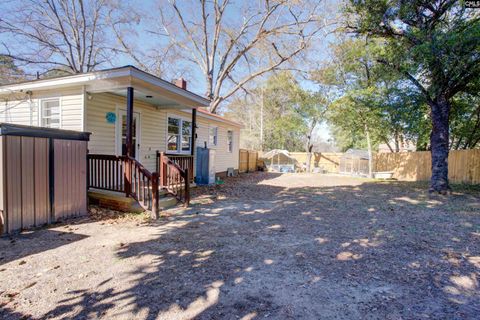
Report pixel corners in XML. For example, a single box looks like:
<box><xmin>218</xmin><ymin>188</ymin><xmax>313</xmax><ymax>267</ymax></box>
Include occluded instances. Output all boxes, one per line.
<box><xmin>88</xmin><ymin>153</ymin><xmax>190</xmax><ymax>215</ymax></box>
<box><xmin>88</xmin><ymin>154</ymin><xmax>160</xmax><ymax>216</ymax></box>
<box><xmin>157</xmin><ymin>152</ymin><xmax>190</xmax><ymax>206</ymax></box>
<box><xmin>157</xmin><ymin>152</ymin><xmax>194</xmax><ymax>183</ymax></box>
<box><xmin>87</xmin><ymin>154</ymin><xmax>125</xmax><ymax>193</ymax></box>
<box><xmin>128</xmin><ymin>157</ymin><xmax>159</xmax><ymax>213</ymax></box>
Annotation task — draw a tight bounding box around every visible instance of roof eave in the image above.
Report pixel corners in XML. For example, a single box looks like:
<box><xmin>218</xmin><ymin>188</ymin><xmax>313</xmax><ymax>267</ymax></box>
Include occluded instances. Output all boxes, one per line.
<box><xmin>127</xmin><ymin>67</ymin><xmax>210</xmax><ymax>107</ymax></box>
<box><xmin>0</xmin><ymin>66</ymin><xmax>211</xmax><ymax>107</ymax></box>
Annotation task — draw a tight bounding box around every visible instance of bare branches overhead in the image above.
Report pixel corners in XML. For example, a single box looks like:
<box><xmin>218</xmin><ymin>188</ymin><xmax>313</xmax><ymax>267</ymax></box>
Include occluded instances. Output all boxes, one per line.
<box><xmin>0</xmin><ymin>0</ymin><xmax>113</xmax><ymax>74</ymax></box>
<box><xmin>115</xmin><ymin>0</ymin><xmax>329</xmax><ymax>113</ymax></box>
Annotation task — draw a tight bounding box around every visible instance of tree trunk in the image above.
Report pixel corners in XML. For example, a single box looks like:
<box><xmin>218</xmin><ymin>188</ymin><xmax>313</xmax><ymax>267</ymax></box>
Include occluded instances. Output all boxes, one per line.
<box><xmin>306</xmin><ymin>143</ymin><xmax>313</xmax><ymax>173</ymax></box>
<box><xmin>210</xmin><ymin>99</ymin><xmax>221</xmax><ymax>114</ymax></box>
<box><xmin>306</xmin><ymin>152</ymin><xmax>312</xmax><ymax>173</ymax></box>
<box><xmin>429</xmin><ymin>95</ymin><xmax>451</xmax><ymax>193</ymax></box>
<box><xmin>394</xmin><ymin>130</ymin><xmax>400</xmax><ymax>152</ymax></box>
<box><xmin>260</xmin><ymin>88</ymin><xmax>264</xmax><ymax>151</ymax></box>
<box><xmin>365</xmin><ymin>124</ymin><xmax>373</xmax><ymax>178</ymax></box>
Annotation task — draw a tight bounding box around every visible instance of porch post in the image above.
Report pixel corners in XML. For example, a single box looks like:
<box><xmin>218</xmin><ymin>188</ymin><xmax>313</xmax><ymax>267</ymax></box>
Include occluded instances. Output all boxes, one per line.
<box><xmin>190</xmin><ymin>108</ymin><xmax>197</xmax><ymax>183</ymax></box>
<box><xmin>191</xmin><ymin>108</ymin><xmax>196</xmax><ymax>156</ymax></box>
<box><xmin>126</xmin><ymin>87</ymin><xmax>134</xmax><ymax>158</ymax></box>
<box><xmin>124</xmin><ymin>86</ymin><xmax>134</xmax><ymax>196</ymax></box>
<box><xmin>151</xmin><ymin>172</ymin><xmax>160</xmax><ymax>219</ymax></box>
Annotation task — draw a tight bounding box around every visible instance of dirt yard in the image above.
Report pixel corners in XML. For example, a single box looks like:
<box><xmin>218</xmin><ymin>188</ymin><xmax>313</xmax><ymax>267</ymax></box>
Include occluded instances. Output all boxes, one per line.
<box><xmin>1</xmin><ymin>173</ymin><xmax>479</xmax><ymax>319</ymax></box>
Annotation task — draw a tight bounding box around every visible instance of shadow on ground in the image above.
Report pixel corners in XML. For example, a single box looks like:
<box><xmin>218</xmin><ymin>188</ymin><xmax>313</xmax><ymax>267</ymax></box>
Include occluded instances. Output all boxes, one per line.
<box><xmin>0</xmin><ymin>229</ymin><xmax>88</xmax><ymax>266</ymax></box>
<box><xmin>1</xmin><ymin>172</ymin><xmax>479</xmax><ymax>319</ymax></box>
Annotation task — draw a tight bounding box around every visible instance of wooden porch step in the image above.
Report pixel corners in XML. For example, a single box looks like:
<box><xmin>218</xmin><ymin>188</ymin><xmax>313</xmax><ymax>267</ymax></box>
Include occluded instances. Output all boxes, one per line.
<box><xmin>162</xmin><ymin>182</ymin><xmax>196</xmax><ymax>191</ymax></box>
<box><xmin>158</xmin><ymin>196</ymin><xmax>178</xmax><ymax>210</ymax></box>
<box><xmin>88</xmin><ymin>189</ymin><xmax>145</xmax><ymax>213</ymax></box>
<box><xmin>88</xmin><ymin>188</ymin><xmax>179</xmax><ymax>213</ymax></box>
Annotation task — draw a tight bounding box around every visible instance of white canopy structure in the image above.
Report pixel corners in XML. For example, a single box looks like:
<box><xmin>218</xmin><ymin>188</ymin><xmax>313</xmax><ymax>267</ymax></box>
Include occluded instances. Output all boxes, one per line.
<box><xmin>262</xmin><ymin>149</ymin><xmax>298</xmax><ymax>173</ymax></box>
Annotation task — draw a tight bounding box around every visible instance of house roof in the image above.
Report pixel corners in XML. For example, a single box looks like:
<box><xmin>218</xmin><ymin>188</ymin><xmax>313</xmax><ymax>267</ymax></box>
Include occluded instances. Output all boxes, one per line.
<box><xmin>197</xmin><ymin>108</ymin><xmax>243</xmax><ymax>128</ymax></box>
<box><xmin>0</xmin><ymin>65</ymin><xmax>244</xmax><ymax>127</ymax></box>
<box><xmin>0</xmin><ymin>65</ymin><xmax>211</xmax><ymax>108</ymax></box>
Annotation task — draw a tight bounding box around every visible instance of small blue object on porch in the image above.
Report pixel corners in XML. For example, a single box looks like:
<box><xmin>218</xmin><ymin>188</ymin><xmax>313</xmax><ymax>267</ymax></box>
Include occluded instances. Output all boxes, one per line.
<box><xmin>105</xmin><ymin>112</ymin><xmax>116</xmax><ymax>124</ymax></box>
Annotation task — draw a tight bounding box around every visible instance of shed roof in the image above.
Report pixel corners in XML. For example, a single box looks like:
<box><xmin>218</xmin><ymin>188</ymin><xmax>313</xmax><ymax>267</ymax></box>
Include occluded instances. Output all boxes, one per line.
<box><xmin>262</xmin><ymin>149</ymin><xmax>296</xmax><ymax>160</ymax></box>
<box><xmin>343</xmin><ymin>149</ymin><xmax>370</xmax><ymax>159</ymax></box>
<box><xmin>0</xmin><ymin>123</ymin><xmax>91</xmax><ymax>140</ymax></box>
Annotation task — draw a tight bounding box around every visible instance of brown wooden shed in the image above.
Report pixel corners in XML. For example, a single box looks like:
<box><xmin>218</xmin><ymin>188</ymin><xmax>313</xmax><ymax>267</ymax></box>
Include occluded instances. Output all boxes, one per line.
<box><xmin>0</xmin><ymin>124</ymin><xmax>90</xmax><ymax>234</ymax></box>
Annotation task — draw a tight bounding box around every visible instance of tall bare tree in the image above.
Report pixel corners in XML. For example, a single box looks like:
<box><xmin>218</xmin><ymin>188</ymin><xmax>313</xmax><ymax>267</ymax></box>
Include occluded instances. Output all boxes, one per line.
<box><xmin>0</xmin><ymin>0</ymin><xmax>113</xmax><ymax>75</ymax></box>
<box><xmin>115</xmin><ymin>0</ymin><xmax>327</xmax><ymax>113</ymax></box>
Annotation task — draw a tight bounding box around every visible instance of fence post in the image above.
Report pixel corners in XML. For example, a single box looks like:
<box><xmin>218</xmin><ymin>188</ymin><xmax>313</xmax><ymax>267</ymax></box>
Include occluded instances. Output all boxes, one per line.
<box><xmin>160</xmin><ymin>152</ymin><xmax>166</xmax><ymax>186</ymax></box>
<box><xmin>48</xmin><ymin>138</ymin><xmax>55</xmax><ymax>222</ymax></box>
<box><xmin>184</xmin><ymin>168</ymin><xmax>190</xmax><ymax>207</ymax></box>
<box><xmin>246</xmin><ymin>150</ymin><xmax>250</xmax><ymax>173</ymax></box>
<box><xmin>189</xmin><ymin>156</ymin><xmax>194</xmax><ymax>183</ymax></box>
<box><xmin>124</xmin><ymin>157</ymin><xmax>131</xmax><ymax>197</ymax></box>
<box><xmin>86</xmin><ymin>149</ymin><xmax>90</xmax><ymax>190</ymax></box>
<box><xmin>151</xmin><ymin>172</ymin><xmax>159</xmax><ymax>219</ymax></box>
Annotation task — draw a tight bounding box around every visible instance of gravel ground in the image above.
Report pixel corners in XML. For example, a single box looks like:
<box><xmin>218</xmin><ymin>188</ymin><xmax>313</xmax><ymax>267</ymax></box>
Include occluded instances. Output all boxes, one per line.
<box><xmin>1</xmin><ymin>172</ymin><xmax>479</xmax><ymax>319</ymax></box>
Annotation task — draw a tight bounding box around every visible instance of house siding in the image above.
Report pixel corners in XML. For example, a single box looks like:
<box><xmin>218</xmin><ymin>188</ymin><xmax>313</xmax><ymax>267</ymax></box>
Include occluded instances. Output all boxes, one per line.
<box><xmin>86</xmin><ymin>93</ymin><xmax>240</xmax><ymax>174</ymax></box>
<box><xmin>168</xmin><ymin>110</ymin><xmax>240</xmax><ymax>173</ymax></box>
<box><xmin>85</xmin><ymin>93</ymin><xmax>166</xmax><ymax>171</ymax></box>
<box><xmin>0</xmin><ymin>89</ymin><xmax>240</xmax><ymax>175</ymax></box>
<box><xmin>0</xmin><ymin>87</ymin><xmax>84</xmax><ymax>131</ymax></box>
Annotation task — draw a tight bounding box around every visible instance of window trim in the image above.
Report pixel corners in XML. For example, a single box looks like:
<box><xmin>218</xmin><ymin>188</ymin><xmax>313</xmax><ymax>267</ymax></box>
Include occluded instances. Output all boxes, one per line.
<box><xmin>166</xmin><ymin>114</ymin><xmax>193</xmax><ymax>154</ymax></box>
<box><xmin>38</xmin><ymin>97</ymin><xmax>62</xmax><ymax>128</ymax></box>
<box><xmin>208</xmin><ymin>125</ymin><xmax>218</xmax><ymax>148</ymax></box>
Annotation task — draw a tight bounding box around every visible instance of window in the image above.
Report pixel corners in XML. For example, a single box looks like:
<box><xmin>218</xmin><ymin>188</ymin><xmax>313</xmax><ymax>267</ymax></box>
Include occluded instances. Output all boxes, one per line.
<box><xmin>40</xmin><ymin>99</ymin><xmax>60</xmax><ymax>128</ymax></box>
<box><xmin>227</xmin><ymin>130</ymin><xmax>233</xmax><ymax>152</ymax></box>
<box><xmin>209</xmin><ymin>126</ymin><xmax>218</xmax><ymax>146</ymax></box>
<box><xmin>181</xmin><ymin>120</ymin><xmax>192</xmax><ymax>152</ymax></box>
<box><xmin>168</xmin><ymin>117</ymin><xmax>192</xmax><ymax>153</ymax></box>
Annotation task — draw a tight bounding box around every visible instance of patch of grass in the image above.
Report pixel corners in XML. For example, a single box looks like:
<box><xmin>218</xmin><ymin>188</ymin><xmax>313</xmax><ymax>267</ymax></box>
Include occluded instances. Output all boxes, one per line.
<box><xmin>450</xmin><ymin>183</ymin><xmax>480</xmax><ymax>193</ymax></box>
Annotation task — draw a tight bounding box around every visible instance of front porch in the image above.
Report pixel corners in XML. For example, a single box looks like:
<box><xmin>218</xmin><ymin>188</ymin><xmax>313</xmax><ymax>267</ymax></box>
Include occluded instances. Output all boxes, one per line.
<box><xmin>83</xmin><ymin>68</ymin><xmax>210</xmax><ymax>217</ymax></box>
<box><xmin>87</xmin><ymin>152</ymin><xmax>193</xmax><ymax>217</ymax></box>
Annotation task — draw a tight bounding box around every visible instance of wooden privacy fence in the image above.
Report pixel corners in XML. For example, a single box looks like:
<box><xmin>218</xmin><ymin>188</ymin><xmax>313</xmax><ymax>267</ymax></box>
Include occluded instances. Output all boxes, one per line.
<box><xmin>374</xmin><ymin>149</ymin><xmax>480</xmax><ymax>184</ymax></box>
<box><xmin>0</xmin><ymin>124</ymin><xmax>90</xmax><ymax>235</ymax></box>
<box><xmin>239</xmin><ymin>148</ymin><xmax>480</xmax><ymax>184</ymax></box>
<box><xmin>289</xmin><ymin>152</ymin><xmax>343</xmax><ymax>173</ymax></box>
<box><xmin>239</xmin><ymin>149</ymin><xmax>258</xmax><ymax>173</ymax></box>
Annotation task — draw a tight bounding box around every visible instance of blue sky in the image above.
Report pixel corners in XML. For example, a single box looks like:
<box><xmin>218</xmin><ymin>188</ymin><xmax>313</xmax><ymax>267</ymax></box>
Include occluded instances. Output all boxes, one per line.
<box><xmin>0</xmin><ymin>0</ymin><xmax>340</xmax><ymax>140</ymax></box>
<box><xmin>108</xmin><ymin>0</ymin><xmax>339</xmax><ymax>140</ymax></box>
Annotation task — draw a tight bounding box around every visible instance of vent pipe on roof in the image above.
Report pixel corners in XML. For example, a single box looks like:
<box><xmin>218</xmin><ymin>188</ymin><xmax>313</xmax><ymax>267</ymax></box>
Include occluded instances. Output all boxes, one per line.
<box><xmin>174</xmin><ymin>78</ymin><xmax>187</xmax><ymax>90</ymax></box>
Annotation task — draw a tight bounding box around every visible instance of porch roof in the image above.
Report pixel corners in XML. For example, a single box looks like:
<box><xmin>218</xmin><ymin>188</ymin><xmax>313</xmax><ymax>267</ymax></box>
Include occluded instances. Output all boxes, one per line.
<box><xmin>0</xmin><ymin>65</ymin><xmax>210</xmax><ymax>109</ymax></box>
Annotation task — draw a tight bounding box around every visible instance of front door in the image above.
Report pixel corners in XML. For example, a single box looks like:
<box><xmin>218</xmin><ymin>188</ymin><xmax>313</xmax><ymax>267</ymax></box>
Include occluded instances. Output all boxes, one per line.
<box><xmin>117</xmin><ymin>110</ymin><xmax>140</xmax><ymax>159</ymax></box>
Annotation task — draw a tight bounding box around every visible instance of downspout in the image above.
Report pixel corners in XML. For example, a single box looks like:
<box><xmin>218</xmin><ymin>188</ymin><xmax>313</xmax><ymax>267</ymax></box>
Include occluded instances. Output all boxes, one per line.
<box><xmin>27</xmin><ymin>91</ymin><xmax>33</xmax><ymax>126</ymax></box>
<box><xmin>81</xmin><ymin>85</ymin><xmax>87</xmax><ymax>131</ymax></box>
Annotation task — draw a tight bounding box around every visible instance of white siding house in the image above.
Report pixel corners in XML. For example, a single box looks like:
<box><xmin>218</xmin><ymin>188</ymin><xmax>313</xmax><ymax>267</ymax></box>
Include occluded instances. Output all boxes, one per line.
<box><xmin>0</xmin><ymin>66</ymin><xmax>242</xmax><ymax>177</ymax></box>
